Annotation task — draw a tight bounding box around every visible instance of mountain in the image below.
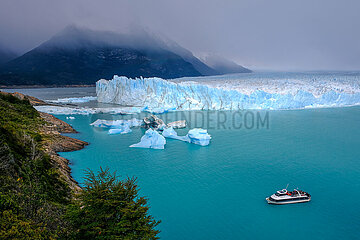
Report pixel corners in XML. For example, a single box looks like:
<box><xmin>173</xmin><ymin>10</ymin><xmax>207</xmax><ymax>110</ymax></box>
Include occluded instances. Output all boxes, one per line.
<box><xmin>0</xmin><ymin>26</ymin><xmax>203</xmax><ymax>86</ymax></box>
<box><xmin>201</xmin><ymin>54</ymin><xmax>252</xmax><ymax>74</ymax></box>
<box><xmin>152</xmin><ymin>35</ymin><xmax>218</xmax><ymax>76</ymax></box>
<box><xmin>0</xmin><ymin>47</ymin><xmax>17</xmax><ymax>65</ymax></box>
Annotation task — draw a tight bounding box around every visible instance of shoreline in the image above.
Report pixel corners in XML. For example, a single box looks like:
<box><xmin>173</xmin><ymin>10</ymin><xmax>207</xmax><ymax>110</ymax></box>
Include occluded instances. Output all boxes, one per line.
<box><xmin>0</xmin><ymin>84</ymin><xmax>95</xmax><ymax>89</ymax></box>
<box><xmin>39</xmin><ymin>111</ymin><xmax>88</xmax><ymax>191</ymax></box>
<box><xmin>2</xmin><ymin>91</ymin><xmax>88</xmax><ymax>191</ymax></box>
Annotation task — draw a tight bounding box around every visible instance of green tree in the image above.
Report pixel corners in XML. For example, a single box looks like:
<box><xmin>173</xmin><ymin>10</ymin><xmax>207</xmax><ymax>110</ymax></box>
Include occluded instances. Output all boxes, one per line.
<box><xmin>67</xmin><ymin>168</ymin><xmax>160</xmax><ymax>239</ymax></box>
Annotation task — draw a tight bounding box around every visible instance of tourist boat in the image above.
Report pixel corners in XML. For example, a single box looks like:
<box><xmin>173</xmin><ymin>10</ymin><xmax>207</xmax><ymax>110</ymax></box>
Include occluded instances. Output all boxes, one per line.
<box><xmin>266</xmin><ymin>188</ymin><xmax>311</xmax><ymax>205</ymax></box>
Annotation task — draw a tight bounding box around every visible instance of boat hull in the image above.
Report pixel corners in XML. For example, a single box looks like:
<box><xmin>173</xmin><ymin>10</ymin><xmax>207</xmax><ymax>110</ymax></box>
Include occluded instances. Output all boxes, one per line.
<box><xmin>266</xmin><ymin>197</ymin><xmax>311</xmax><ymax>205</ymax></box>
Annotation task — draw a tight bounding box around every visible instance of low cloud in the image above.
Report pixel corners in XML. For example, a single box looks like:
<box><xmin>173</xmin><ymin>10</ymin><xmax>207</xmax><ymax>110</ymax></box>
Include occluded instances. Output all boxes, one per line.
<box><xmin>0</xmin><ymin>0</ymin><xmax>359</xmax><ymax>70</ymax></box>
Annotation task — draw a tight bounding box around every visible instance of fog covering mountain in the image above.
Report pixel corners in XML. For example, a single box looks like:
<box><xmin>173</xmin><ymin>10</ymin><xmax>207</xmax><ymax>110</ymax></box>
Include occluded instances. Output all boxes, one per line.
<box><xmin>0</xmin><ymin>26</ymin><xmax>250</xmax><ymax>86</ymax></box>
<box><xmin>0</xmin><ymin>46</ymin><xmax>17</xmax><ymax>65</ymax></box>
<box><xmin>201</xmin><ymin>54</ymin><xmax>252</xmax><ymax>75</ymax></box>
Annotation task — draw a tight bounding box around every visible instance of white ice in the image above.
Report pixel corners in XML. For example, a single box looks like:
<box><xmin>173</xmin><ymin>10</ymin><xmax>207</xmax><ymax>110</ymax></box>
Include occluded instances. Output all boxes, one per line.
<box><xmin>49</xmin><ymin>96</ymin><xmax>97</xmax><ymax>104</ymax></box>
<box><xmin>143</xmin><ymin>106</ymin><xmax>176</xmax><ymax>114</ymax></box>
<box><xmin>96</xmin><ymin>75</ymin><xmax>360</xmax><ymax>110</ymax></box>
<box><xmin>187</xmin><ymin>128</ymin><xmax>211</xmax><ymax>146</ymax></box>
<box><xmin>162</xmin><ymin>127</ymin><xmax>211</xmax><ymax>146</ymax></box>
<box><xmin>90</xmin><ymin>118</ymin><xmax>142</xmax><ymax>128</ymax></box>
<box><xmin>130</xmin><ymin>129</ymin><xmax>166</xmax><ymax>149</ymax></box>
<box><xmin>34</xmin><ymin>106</ymin><xmax>142</xmax><ymax>115</ymax></box>
<box><xmin>162</xmin><ymin>127</ymin><xmax>189</xmax><ymax>141</ymax></box>
<box><xmin>108</xmin><ymin>125</ymin><xmax>132</xmax><ymax>135</ymax></box>
<box><xmin>90</xmin><ymin>118</ymin><xmax>142</xmax><ymax>135</ymax></box>
<box><xmin>166</xmin><ymin>120</ymin><xmax>186</xmax><ymax>129</ymax></box>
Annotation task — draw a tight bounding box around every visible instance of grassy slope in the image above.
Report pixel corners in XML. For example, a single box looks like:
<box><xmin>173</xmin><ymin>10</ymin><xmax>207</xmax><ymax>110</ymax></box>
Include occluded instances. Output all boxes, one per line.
<box><xmin>0</xmin><ymin>93</ymin><xmax>161</xmax><ymax>239</ymax></box>
<box><xmin>0</xmin><ymin>93</ymin><xmax>71</xmax><ymax>239</ymax></box>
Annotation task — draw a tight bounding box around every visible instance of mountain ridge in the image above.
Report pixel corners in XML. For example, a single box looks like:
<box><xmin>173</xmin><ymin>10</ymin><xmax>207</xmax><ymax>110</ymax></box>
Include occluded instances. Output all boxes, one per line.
<box><xmin>0</xmin><ymin>26</ymin><xmax>251</xmax><ymax>86</ymax></box>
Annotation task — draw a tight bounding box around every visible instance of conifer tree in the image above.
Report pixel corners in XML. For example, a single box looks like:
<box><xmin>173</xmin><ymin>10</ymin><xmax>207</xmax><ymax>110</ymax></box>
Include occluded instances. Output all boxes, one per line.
<box><xmin>67</xmin><ymin>168</ymin><xmax>160</xmax><ymax>239</ymax></box>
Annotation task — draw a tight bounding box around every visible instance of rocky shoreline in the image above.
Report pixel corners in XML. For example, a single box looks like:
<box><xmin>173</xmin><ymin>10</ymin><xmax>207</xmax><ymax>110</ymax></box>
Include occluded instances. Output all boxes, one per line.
<box><xmin>3</xmin><ymin>91</ymin><xmax>88</xmax><ymax>191</ymax></box>
<box><xmin>40</xmin><ymin>111</ymin><xmax>88</xmax><ymax>192</ymax></box>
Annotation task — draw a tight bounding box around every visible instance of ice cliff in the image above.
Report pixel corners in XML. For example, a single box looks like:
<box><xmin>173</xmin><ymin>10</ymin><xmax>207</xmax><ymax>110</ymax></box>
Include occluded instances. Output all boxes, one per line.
<box><xmin>96</xmin><ymin>75</ymin><xmax>360</xmax><ymax>110</ymax></box>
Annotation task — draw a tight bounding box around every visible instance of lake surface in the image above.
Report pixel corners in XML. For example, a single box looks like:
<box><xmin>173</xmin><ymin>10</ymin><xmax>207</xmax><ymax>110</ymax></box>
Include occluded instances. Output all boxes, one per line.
<box><xmin>55</xmin><ymin>107</ymin><xmax>360</xmax><ymax>240</ymax></box>
<box><xmin>3</xmin><ymin>74</ymin><xmax>360</xmax><ymax>239</ymax></box>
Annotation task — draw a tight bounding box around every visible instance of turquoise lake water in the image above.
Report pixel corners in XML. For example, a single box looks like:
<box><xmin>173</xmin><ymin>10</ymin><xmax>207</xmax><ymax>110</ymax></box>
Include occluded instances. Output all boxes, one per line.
<box><xmin>57</xmin><ymin>107</ymin><xmax>360</xmax><ymax>239</ymax></box>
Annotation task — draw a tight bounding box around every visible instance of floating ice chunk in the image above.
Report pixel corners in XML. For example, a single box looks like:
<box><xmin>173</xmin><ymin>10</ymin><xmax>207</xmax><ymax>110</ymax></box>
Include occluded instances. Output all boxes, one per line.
<box><xmin>90</xmin><ymin>119</ymin><xmax>115</xmax><ymax>128</ymax></box>
<box><xmin>130</xmin><ymin>129</ymin><xmax>166</xmax><ymax>149</ymax></box>
<box><xmin>187</xmin><ymin>128</ymin><xmax>211</xmax><ymax>146</ymax></box>
<box><xmin>162</xmin><ymin>127</ymin><xmax>211</xmax><ymax>146</ymax></box>
<box><xmin>162</xmin><ymin>127</ymin><xmax>190</xmax><ymax>141</ymax></box>
<box><xmin>167</xmin><ymin>120</ymin><xmax>186</xmax><ymax>129</ymax></box>
<box><xmin>108</xmin><ymin>125</ymin><xmax>132</xmax><ymax>135</ymax></box>
<box><xmin>90</xmin><ymin>118</ymin><xmax>142</xmax><ymax>129</ymax></box>
<box><xmin>49</xmin><ymin>96</ymin><xmax>97</xmax><ymax>103</ymax></box>
<box><xmin>162</xmin><ymin>127</ymin><xmax>178</xmax><ymax>138</ymax></box>
<box><xmin>66</xmin><ymin>116</ymin><xmax>75</xmax><ymax>120</ymax></box>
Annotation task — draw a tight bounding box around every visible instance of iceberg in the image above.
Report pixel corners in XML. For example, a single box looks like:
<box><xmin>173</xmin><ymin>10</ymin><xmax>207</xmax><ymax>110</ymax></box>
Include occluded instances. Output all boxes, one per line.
<box><xmin>130</xmin><ymin>129</ymin><xmax>166</xmax><ymax>149</ymax></box>
<box><xmin>167</xmin><ymin>120</ymin><xmax>186</xmax><ymax>129</ymax></box>
<box><xmin>162</xmin><ymin>127</ymin><xmax>211</xmax><ymax>146</ymax></box>
<box><xmin>162</xmin><ymin>127</ymin><xmax>189</xmax><ymax>141</ymax></box>
<box><xmin>90</xmin><ymin>118</ymin><xmax>142</xmax><ymax>128</ymax></box>
<box><xmin>187</xmin><ymin>128</ymin><xmax>211</xmax><ymax>146</ymax></box>
<box><xmin>108</xmin><ymin>125</ymin><xmax>132</xmax><ymax>135</ymax></box>
<box><xmin>96</xmin><ymin>75</ymin><xmax>360</xmax><ymax>110</ymax></box>
<box><xmin>91</xmin><ymin>118</ymin><xmax>142</xmax><ymax>135</ymax></box>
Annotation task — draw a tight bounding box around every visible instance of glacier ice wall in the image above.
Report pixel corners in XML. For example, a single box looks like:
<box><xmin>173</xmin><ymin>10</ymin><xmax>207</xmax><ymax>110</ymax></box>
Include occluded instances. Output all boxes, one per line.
<box><xmin>96</xmin><ymin>75</ymin><xmax>360</xmax><ymax>110</ymax></box>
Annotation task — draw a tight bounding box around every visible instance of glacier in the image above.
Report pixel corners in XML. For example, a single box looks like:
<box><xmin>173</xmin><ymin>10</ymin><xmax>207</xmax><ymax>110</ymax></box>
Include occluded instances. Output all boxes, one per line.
<box><xmin>130</xmin><ymin>129</ymin><xmax>166</xmax><ymax>149</ymax></box>
<box><xmin>96</xmin><ymin>75</ymin><xmax>360</xmax><ymax>110</ymax></box>
<box><xmin>162</xmin><ymin>127</ymin><xmax>211</xmax><ymax>146</ymax></box>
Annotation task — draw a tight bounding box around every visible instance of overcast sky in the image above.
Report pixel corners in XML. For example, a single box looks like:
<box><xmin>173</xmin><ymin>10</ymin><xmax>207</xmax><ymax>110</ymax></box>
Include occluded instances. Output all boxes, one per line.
<box><xmin>0</xmin><ymin>0</ymin><xmax>359</xmax><ymax>70</ymax></box>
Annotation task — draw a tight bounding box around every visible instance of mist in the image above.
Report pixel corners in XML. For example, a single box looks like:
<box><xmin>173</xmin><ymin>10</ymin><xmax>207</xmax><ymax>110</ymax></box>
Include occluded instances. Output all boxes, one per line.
<box><xmin>0</xmin><ymin>0</ymin><xmax>359</xmax><ymax>70</ymax></box>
